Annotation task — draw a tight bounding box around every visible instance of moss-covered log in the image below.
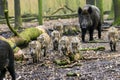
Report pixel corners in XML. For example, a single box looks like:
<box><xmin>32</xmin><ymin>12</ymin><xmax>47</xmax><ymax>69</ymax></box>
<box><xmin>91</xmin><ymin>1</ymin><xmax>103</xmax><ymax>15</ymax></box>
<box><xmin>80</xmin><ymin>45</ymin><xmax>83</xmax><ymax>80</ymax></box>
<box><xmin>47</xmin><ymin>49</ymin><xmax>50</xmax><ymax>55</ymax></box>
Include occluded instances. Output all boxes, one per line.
<box><xmin>0</xmin><ymin>36</ymin><xmax>20</xmax><ymax>53</ymax></box>
<box><xmin>68</xmin><ymin>53</ymin><xmax>83</xmax><ymax>61</ymax></box>
<box><xmin>53</xmin><ymin>59</ymin><xmax>70</xmax><ymax>66</ymax></box>
<box><xmin>44</xmin><ymin>13</ymin><xmax>78</xmax><ymax>20</ymax></box>
<box><xmin>58</xmin><ymin>62</ymin><xmax>82</xmax><ymax>68</ymax></box>
<box><xmin>80</xmin><ymin>46</ymin><xmax>105</xmax><ymax>51</ymax></box>
<box><xmin>1</xmin><ymin>26</ymin><xmax>44</xmax><ymax>50</ymax></box>
<box><xmin>8</xmin><ymin>27</ymin><xmax>44</xmax><ymax>46</ymax></box>
<box><xmin>54</xmin><ymin>53</ymin><xmax>83</xmax><ymax>66</ymax></box>
<box><xmin>0</xmin><ymin>26</ymin><xmax>44</xmax><ymax>60</ymax></box>
<box><xmin>66</xmin><ymin>72</ymin><xmax>80</xmax><ymax>77</ymax></box>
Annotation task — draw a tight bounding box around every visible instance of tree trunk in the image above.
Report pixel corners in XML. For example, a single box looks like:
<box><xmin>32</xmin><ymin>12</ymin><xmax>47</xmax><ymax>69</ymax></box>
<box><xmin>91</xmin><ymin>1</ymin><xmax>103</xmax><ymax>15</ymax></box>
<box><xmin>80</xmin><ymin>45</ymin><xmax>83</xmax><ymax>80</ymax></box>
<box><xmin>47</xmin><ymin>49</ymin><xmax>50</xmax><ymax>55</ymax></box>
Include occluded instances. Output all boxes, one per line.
<box><xmin>108</xmin><ymin>1</ymin><xmax>114</xmax><ymax>20</ymax></box>
<box><xmin>86</xmin><ymin>0</ymin><xmax>95</xmax><ymax>5</ymax></box>
<box><xmin>14</xmin><ymin>0</ymin><xmax>22</xmax><ymax>29</ymax></box>
<box><xmin>0</xmin><ymin>0</ymin><xmax>7</xmax><ymax>17</ymax></box>
<box><xmin>96</xmin><ymin>0</ymin><xmax>103</xmax><ymax>22</ymax></box>
<box><xmin>3</xmin><ymin>0</ymin><xmax>43</xmax><ymax>47</ymax></box>
<box><xmin>76</xmin><ymin>0</ymin><xmax>80</xmax><ymax>7</ymax></box>
<box><xmin>113</xmin><ymin>0</ymin><xmax>120</xmax><ymax>25</ymax></box>
<box><xmin>38</xmin><ymin>0</ymin><xmax>43</xmax><ymax>25</ymax></box>
<box><xmin>0</xmin><ymin>0</ymin><xmax>4</xmax><ymax>17</ymax></box>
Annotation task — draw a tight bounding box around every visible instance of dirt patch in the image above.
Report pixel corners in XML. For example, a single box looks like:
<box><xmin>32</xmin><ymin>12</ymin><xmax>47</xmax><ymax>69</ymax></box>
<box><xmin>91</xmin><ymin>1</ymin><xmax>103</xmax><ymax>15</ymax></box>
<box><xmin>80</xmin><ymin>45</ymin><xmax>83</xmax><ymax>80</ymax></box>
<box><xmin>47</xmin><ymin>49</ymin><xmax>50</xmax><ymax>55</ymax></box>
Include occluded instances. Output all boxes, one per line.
<box><xmin>1</xmin><ymin>18</ymin><xmax>120</xmax><ymax>80</ymax></box>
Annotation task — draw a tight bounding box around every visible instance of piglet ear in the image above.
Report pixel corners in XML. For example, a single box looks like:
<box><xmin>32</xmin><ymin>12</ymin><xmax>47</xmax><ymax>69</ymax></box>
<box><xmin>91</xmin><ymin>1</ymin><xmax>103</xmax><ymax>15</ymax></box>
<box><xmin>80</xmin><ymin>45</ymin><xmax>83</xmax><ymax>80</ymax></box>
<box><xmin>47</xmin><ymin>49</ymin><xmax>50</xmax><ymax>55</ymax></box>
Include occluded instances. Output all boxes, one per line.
<box><xmin>88</xmin><ymin>6</ymin><xmax>92</xmax><ymax>14</ymax></box>
<box><xmin>78</xmin><ymin>7</ymin><xmax>82</xmax><ymax>15</ymax></box>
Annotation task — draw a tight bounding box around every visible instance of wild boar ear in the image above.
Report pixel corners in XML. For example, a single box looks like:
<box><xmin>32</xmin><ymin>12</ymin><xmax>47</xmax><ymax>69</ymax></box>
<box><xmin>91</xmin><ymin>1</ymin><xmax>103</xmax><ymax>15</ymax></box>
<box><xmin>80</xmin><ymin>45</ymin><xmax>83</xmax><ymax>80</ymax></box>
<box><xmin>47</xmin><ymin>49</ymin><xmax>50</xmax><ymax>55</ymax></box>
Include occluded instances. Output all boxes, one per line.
<box><xmin>88</xmin><ymin>6</ymin><xmax>92</xmax><ymax>14</ymax></box>
<box><xmin>78</xmin><ymin>7</ymin><xmax>82</xmax><ymax>15</ymax></box>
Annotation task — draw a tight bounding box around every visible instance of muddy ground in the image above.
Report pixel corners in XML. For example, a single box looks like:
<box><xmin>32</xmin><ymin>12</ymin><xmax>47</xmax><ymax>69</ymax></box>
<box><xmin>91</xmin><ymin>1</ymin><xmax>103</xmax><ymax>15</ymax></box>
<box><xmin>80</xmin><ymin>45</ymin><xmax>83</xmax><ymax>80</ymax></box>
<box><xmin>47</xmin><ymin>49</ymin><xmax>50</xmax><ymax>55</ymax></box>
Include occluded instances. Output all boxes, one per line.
<box><xmin>1</xmin><ymin>18</ymin><xmax>120</xmax><ymax>80</ymax></box>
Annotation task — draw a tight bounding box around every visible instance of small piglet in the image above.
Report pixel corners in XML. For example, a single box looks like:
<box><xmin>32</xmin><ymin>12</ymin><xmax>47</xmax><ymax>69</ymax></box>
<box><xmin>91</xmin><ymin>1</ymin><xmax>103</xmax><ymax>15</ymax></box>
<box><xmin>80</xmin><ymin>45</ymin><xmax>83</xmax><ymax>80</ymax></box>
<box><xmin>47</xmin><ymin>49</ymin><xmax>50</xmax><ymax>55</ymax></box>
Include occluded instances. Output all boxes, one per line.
<box><xmin>58</xmin><ymin>36</ymin><xmax>70</xmax><ymax>56</ymax></box>
<box><xmin>107</xmin><ymin>27</ymin><xmax>119</xmax><ymax>51</ymax></box>
<box><xmin>51</xmin><ymin>30</ymin><xmax>61</xmax><ymax>51</ymax></box>
<box><xmin>28</xmin><ymin>41</ymin><xmax>41</xmax><ymax>63</ymax></box>
<box><xmin>37</xmin><ymin>33</ymin><xmax>51</xmax><ymax>57</ymax></box>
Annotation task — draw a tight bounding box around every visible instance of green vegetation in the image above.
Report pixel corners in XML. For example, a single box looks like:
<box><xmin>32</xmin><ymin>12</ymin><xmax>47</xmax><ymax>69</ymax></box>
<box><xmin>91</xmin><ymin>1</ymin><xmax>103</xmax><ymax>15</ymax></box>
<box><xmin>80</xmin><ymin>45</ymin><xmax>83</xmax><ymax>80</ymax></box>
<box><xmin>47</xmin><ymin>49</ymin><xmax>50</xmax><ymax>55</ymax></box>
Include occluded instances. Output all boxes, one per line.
<box><xmin>54</xmin><ymin>59</ymin><xmax>70</xmax><ymax>66</ymax></box>
<box><xmin>63</xmin><ymin>26</ymin><xmax>80</xmax><ymax>35</ymax></box>
<box><xmin>20</xmin><ymin>27</ymin><xmax>42</xmax><ymax>44</ymax></box>
<box><xmin>54</xmin><ymin>53</ymin><xmax>83</xmax><ymax>66</ymax></box>
<box><xmin>80</xmin><ymin>46</ymin><xmax>105</xmax><ymax>51</ymax></box>
<box><xmin>4</xmin><ymin>0</ymin><xmax>20</xmax><ymax>36</ymax></box>
<box><xmin>66</xmin><ymin>72</ymin><xmax>80</xmax><ymax>77</ymax></box>
<box><xmin>113</xmin><ymin>18</ymin><xmax>120</xmax><ymax>25</ymax></box>
<box><xmin>38</xmin><ymin>0</ymin><xmax>43</xmax><ymax>25</ymax></box>
<box><xmin>7</xmin><ymin>0</ymin><xmax>112</xmax><ymax>17</ymax></box>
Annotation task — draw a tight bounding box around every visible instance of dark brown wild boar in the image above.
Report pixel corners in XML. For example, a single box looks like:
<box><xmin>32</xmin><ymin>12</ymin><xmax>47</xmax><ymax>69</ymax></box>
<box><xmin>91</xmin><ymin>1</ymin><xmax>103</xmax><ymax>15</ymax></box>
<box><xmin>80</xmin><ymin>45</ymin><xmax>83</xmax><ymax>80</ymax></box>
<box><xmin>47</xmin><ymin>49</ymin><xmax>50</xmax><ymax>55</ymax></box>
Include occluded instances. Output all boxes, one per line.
<box><xmin>78</xmin><ymin>5</ymin><xmax>102</xmax><ymax>42</ymax></box>
<box><xmin>0</xmin><ymin>40</ymin><xmax>15</xmax><ymax>80</ymax></box>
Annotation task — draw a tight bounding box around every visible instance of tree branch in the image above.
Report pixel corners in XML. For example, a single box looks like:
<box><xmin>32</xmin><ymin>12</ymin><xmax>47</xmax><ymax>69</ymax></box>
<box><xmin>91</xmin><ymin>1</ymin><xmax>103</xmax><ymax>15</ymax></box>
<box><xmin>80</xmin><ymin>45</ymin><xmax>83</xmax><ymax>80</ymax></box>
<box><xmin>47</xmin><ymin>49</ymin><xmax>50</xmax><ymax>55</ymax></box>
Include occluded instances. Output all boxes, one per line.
<box><xmin>3</xmin><ymin>0</ymin><xmax>20</xmax><ymax>36</ymax></box>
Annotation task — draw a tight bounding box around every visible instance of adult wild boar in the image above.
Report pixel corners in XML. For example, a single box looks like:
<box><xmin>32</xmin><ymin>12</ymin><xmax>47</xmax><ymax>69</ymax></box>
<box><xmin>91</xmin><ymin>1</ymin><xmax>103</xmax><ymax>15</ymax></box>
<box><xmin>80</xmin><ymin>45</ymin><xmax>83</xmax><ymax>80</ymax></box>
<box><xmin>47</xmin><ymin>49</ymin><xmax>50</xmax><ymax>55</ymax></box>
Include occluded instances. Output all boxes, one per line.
<box><xmin>0</xmin><ymin>40</ymin><xmax>15</xmax><ymax>80</ymax></box>
<box><xmin>78</xmin><ymin>5</ymin><xmax>101</xmax><ymax>42</ymax></box>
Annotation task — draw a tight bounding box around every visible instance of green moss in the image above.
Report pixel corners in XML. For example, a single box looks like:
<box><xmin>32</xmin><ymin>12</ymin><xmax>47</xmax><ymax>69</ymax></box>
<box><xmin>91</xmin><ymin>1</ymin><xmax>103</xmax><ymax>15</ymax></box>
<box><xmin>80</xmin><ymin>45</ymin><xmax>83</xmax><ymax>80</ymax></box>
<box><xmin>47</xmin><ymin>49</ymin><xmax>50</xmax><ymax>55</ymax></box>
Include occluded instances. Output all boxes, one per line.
<box><xmin>20</xmin><ymin>27</ymin><xmax>42</xmax><ymax>43</ymax></box>
<box><xmin>87</xmin><ymin>40</ymin><xmax>108</xmax><ymax>43</ymax></box>
<box><xmin>68</xmin><ymin>53</ymin><xmax>83</xmax><ymax>61</ymax></box>
<box><xmin>108</xmin><ymin>11</ymin><xmax>114</xmax><ymax>20</ymax></box>
<box><xmin>7</xmin><ymin>40</ymin><xmax>20</xmax><ymax>53</ymax></box>
<box><xmin>113</xmin><ymin>18</ymin><xmax>120</xmax><ymax>26</ymax></box>
<box><xmin>0</xmin><ymin>36</ymin><xmax>20</xmax><ymax>53</ymax></box>
<box><xmin>95</xmin><ymin>46</ymin><xmax>105</xmax><ymax>51</ymax></box>
<box><xmin>66</xmin><ymin>72</ymin><xmax>80</xmax><ymax>77</ymax></box>
<box><xmin>63</xmin><ymin>26</ymin><xmax>80</xmax><ymax>35</ymax></box>
<box><xmin>69</xmin><ymin>54</ymin><xmax>75</xmax><ymax>61</ymax></box>
<box><xmin>13</xmin><ymin>47</ymin><xmax>20</xmax><ymax>53</ymax></box>
<box><xmin>15</xmin><ymin>54</ymin><xmax>24</xmax><ymax>61</ymax></box>
<box><xmin>80</xmin><ymin>46</ymin><xmax>105</xmax><ymax>51</ymax></box>
<box><xmin>53</xmin><ymin>59</ymin><xmax>69</xmax><ymax>66</ymax></box>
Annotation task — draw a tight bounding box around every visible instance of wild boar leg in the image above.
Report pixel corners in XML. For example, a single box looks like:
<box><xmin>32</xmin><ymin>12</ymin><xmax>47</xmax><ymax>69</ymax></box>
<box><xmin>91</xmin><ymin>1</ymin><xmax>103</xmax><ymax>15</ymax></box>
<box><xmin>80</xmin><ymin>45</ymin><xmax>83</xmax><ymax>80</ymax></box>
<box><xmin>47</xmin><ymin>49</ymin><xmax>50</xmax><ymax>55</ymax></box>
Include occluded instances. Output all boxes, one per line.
<box><xmin>89</xmin><ymin>28</ymin><xmax>94</xmax><ymax>41</ymax></box>
<box><xmin>81</xmin><ymin>28</ymin><xmax>87</xmax><ymax>42</ymax></box>
<box><xmin>97</xmin><ymin>22</ymin><xmax>101</xmax><ymax>39</ymax></box>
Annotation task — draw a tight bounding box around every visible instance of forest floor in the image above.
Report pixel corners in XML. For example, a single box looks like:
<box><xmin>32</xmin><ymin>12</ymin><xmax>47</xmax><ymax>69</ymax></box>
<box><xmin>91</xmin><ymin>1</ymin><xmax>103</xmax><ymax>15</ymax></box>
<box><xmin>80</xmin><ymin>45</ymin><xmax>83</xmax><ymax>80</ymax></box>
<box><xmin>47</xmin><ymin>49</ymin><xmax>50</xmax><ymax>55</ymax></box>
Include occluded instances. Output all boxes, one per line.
<box><xmin>1</xmin><ymin>18</ymin><xmax>120</xmax><ymax>80</ymax></box>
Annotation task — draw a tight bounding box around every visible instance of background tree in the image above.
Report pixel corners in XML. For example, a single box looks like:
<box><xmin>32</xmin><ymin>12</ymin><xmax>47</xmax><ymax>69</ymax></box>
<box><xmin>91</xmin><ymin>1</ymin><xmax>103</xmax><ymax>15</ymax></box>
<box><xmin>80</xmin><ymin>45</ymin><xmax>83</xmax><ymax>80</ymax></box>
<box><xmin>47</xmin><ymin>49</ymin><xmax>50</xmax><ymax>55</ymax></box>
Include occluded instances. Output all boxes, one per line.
<box><xmin>86</xmin><ymin>0</ymin><xmax>95</xmax><ymax>5</ymax></box>
<box><xmin>108</xmin><ymin>0</ymin><xmax>114</xmax><ymax>20</ymax></box>
<box><xmin>0</xmin><ymin>0</ymin><xmax>8</xmax><ymax>17</ymax></box>
<box><xmin>14</xmin><ymin>0</ymin><xmax>22</xmax><ymax>29</ymax></box>
<box><xmin>76</xmin><ymin>0</ymin><xmax>80</xmax><ymax>7</ymax></box>
<box><xmin>0</xmin><ymin>0</ymin><xmax>4</xmax><ymax>17</ymax></box>
<box><xmin>38</xmin><ymin>0</ymin><xmax>43</xmax><ymax>25</ymax></box>
<box><xmin>96</xmin><ymin>0</ymin><xmax>103</xmax><ymax>22</ymax></box>
<box><xmin>113</xmin><ymin>0</ymin><xmax>120</xmax><ymax>25</ymax></box>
